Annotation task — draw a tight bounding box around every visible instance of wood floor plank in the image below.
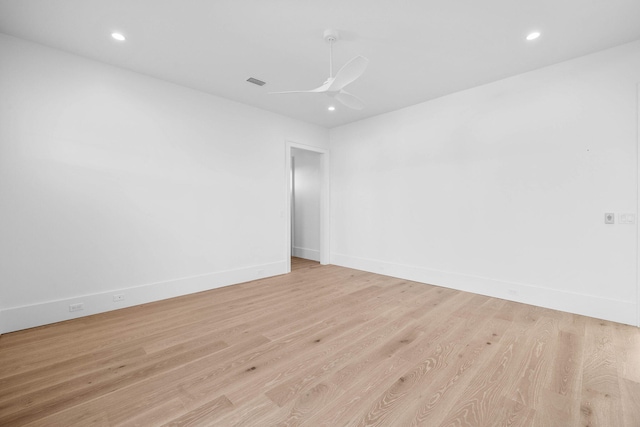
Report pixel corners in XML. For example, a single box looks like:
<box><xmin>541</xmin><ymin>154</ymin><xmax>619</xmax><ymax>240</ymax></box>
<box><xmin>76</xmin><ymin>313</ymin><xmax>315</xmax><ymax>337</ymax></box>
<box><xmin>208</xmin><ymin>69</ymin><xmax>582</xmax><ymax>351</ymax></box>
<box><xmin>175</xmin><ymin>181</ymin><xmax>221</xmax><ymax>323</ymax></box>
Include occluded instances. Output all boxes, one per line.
<box><xmin>159</xmin><ymin>395</ymin><xmax>233</xmax><ymax>427</ymax></box>
<box><xmin>1</xmin><ymin>258</ymin><xmax>638</xmax><ymax>426</ymax></box>
<box><xmin>116</xmin><ymin>397</ymin><xmax>187</xmax><ymax>427</ymax></box>
<box><xmin>0</xmin><ymin>340</ymin><xmax>230</xmax><ymax>425</ymax></box>
<box><xmin>349</xmin><ymin>310</ymin><xmax>511</xmax><ymax>426</ymax></box>
<box><xmin>263</xmin><ymin>317</ymin><xmax>422</xmax><ymax>408</ymax></box>
<box><xmin>434</xmin><ymin>314</ymin><xmax>550</xmax><ymax>426</ymax></box>
<box><xmin>613</xmin><ymin>321</ymin><xmax>640</xmax><ymax>384</ymax></box>
<box><xmin>259</xmin><ymin>289</ymin><xmax>464</xmax><ymax>410</ymax></box>
<box><xmin>302</xmin><ymin>355</ymin><xmax>413</xmax><ymax>426</ymax></box>
<box><xmin>619</xmin><ymin>378</ymin><xmax>640</xmax><ymax>426</ymax></box>
<box><xmin>580</xmin><ymin>320</ymin><xmax>624</xmax><ymax>427</ymax></box>
<box><xmin>491</xmin><ymin>396</ymin><xmax>535</xmax><ymax>427</ymax></box>
<box><xmin>25</xmin><ymin>409</ymin><xmax>111</xmax><ymax>427</ymax></box>
<box><xmin>544</xmin><ymin>329</ymin><xmax>584</xmax><ymax>398</ymax></box>
<box><xmin>24</xmin><ymin>334</ymin><xmax>270</xmax><ymax>426</ymax></box>
<box><xmin>249</xmin><ymin>382</ymin><xmax>338</xmax><ymax>427</ymax></box>
<box><xmin>210</xmin><ymin>395</ymin><xmax>278</xmax><ymax>427</ymax></box>
<box><xmin>502</xmin><ymin>315</ymin><xmax>556</xmax><ymax>409</ymax></box>
<box><xmin>179</xmin><ymin>312</ymin><xmax>378</xmax><ymax>410</ymax></box>
<box><xmin>396</xmin><ymin>317</ymin><xmax>515</xmax><ymax>426</ymax></box>
<box><xmin>532</xmin><ymin>320</ymin><xmax>585</xmax><ymax>426</ymax></box>
<box><xmin>220</xmin><ymin>309</ymin><xmax>402</xmax><ymax>407</ymax></box>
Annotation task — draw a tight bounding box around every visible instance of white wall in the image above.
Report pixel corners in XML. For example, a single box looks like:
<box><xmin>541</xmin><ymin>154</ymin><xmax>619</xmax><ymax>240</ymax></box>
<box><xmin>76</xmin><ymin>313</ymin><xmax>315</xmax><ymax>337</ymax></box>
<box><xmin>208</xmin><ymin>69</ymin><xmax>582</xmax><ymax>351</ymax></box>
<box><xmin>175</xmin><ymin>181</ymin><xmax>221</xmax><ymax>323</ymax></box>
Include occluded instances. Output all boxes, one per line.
<box><xmin>330</xmin><ymin>40</ymin><xmax>640</xmax><ymax>326</ymax></box>
<box><xmin>0</xmin><ymin>34</ymin><xmax>329</xmax><ymax>333</ymax></box>
<box><xmin>3</xmin><ymin>33</ymin><xmax>639</xmax><ymax>334</ymax></box>
<box><xmin>291</xmin><ymin>148</ymin><xmax>321</xmax><ymax>261</ymax></box>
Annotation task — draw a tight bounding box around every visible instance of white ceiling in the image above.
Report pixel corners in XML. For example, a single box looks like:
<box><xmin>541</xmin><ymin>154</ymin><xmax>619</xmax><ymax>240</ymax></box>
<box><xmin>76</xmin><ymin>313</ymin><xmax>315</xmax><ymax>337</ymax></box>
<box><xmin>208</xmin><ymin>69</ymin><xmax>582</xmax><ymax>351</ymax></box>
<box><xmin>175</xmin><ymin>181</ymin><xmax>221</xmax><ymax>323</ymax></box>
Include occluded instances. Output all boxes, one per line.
<box><xmin>1</xmin><ymin>0</ymin><xmax>640</xmax><ymax>128</ymax></box>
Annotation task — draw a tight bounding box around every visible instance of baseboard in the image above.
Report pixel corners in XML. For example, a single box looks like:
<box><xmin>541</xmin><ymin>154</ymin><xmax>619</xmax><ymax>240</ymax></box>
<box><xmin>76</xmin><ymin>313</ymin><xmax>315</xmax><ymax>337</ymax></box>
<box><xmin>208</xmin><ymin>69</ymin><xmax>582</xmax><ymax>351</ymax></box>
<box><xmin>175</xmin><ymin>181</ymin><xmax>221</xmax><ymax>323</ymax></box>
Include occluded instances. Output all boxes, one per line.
<box><xmin>292</xmin><ymin>246</ymin><xmax>320</xmax><ymax>262</ymax></box>
<box><xmin>331</xmin><ymin>253</ymin><xmax>638</xmax><ymax>327</ymax></box>
<box><xmin>0</xmin><ymin>261</ymin><xmax>287</xmax><ymax>334</ymax></box>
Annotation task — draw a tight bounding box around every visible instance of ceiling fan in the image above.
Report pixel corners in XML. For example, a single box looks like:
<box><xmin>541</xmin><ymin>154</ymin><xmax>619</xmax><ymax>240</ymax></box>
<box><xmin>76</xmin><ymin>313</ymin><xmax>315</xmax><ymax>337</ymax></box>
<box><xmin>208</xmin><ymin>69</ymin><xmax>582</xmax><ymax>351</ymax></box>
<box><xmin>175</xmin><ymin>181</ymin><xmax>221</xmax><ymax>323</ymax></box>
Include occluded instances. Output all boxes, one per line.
<box><xmin>271</xmin><ymin>29</ymin><xmax>369</xmax><ymax>110</ymax></box>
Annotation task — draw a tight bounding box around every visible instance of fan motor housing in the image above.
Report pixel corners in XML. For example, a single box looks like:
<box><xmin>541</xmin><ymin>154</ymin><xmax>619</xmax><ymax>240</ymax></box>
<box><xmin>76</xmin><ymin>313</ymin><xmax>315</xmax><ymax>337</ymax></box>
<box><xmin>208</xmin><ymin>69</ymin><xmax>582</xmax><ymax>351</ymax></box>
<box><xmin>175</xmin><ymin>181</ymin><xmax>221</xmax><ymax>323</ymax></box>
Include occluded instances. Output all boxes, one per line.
<box><xmin>324</xmin><ymin>28</ymin><xmax>339</xmax><ymax>43</ymax></box>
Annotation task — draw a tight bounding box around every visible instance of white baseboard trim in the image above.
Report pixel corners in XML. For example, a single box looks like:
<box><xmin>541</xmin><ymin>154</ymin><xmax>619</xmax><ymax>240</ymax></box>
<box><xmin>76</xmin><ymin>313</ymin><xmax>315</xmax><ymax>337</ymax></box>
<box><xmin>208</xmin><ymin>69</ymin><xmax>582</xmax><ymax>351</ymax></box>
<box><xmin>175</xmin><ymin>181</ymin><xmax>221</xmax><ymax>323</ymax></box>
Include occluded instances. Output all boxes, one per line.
<box><xmin>331</xmin><ymin>253</ymin><xmax>638</xmax><ymax>327</ymax></box>
<box><xmin>292</xmin><ymin>246</ymin><xmax>320</xmax><ymax>262</ymax></box>
<box><xmin>0</xmin><ymin>261</ymin><xmax>287</xmax><ymax>334</ymax></box>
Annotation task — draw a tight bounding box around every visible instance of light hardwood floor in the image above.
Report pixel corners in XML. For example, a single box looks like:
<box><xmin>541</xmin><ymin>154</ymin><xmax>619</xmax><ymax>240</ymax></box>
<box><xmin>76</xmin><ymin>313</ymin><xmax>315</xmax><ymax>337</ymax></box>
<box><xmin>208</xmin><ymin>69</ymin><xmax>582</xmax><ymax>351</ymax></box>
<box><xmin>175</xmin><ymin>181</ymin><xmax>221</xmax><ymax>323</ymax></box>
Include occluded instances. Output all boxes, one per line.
<box><xmin>1</xmin><ymin>257</ymin><xmax>639</xmax><ymax>426</ymax></box>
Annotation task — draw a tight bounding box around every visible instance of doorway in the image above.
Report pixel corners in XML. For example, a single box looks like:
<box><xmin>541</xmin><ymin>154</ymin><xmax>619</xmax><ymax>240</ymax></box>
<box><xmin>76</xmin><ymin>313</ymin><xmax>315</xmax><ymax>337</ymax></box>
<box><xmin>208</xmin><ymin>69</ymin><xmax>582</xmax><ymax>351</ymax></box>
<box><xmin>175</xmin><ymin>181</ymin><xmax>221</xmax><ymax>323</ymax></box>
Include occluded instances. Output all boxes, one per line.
<box><xmin>637</xmin><ymin>84</ymin><xmax>640</xmax><ymax>327</ymax></box>
<box><xmin>285</xmin><ymin>142</ymin><xmax>329</xmax><ymax>273</ymax></box>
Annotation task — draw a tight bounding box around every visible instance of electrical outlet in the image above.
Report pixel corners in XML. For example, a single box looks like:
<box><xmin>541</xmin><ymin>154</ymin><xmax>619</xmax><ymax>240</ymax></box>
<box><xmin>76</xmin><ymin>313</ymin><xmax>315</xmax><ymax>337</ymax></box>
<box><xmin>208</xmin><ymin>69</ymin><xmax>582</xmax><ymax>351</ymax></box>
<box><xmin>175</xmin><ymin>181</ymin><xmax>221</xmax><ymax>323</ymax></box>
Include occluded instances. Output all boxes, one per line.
<box><xmin>113</xmin><ymin>294</ymin><xmax>125</xmax><ymax>302</ymax></box>
<box><xmin>604</xmin><ymin>213</ymin><xmax>615</xmax><ymax>224</ymax></box>
<box><xmin>69</xmin><ymin>303</ymin><xmax>84</xmax><ymax>312</ymax></box>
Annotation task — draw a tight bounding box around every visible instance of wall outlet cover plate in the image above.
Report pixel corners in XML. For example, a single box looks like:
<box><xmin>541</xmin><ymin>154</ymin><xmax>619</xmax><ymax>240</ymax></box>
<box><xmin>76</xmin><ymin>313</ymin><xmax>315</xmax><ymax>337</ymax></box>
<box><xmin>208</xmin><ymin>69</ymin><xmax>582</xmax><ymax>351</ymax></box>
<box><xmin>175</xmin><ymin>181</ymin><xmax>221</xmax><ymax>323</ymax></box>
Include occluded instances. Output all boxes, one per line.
<box><xmin>619</xmin><ymin>213</ymin><xmax>636</xmax><ymax>224</ymax></box>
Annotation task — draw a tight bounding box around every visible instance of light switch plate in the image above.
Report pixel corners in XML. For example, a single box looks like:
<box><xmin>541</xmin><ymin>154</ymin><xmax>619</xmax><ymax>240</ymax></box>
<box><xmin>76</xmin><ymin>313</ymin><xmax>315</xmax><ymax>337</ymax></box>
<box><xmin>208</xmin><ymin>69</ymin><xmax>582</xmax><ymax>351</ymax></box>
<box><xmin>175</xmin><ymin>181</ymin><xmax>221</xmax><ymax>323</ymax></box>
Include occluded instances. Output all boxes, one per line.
<box><xmin>604</xmin><ymin>213</ymin><xmax>615</xmax><ymax>224</ymax></box>
<box><xmin>620</xmin><ymin>213</ymin><xmax>636</xmax><ymax>224</ymax></box>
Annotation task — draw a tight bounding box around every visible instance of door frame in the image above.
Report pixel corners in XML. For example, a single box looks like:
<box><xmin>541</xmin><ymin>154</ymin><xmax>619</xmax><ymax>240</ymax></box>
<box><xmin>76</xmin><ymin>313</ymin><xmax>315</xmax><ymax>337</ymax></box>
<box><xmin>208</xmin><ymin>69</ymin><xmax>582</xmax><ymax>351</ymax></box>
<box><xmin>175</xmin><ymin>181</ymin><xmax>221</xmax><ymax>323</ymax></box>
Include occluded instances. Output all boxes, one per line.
<box><xmin>637</xmin><ymin>84</ymin><xmax>640</xmax><ymax>327</ymax></box>
<box><xmin>285</xmin><ymin>141</ymin><xmax>330</xmax><ymax>272</ymax></box>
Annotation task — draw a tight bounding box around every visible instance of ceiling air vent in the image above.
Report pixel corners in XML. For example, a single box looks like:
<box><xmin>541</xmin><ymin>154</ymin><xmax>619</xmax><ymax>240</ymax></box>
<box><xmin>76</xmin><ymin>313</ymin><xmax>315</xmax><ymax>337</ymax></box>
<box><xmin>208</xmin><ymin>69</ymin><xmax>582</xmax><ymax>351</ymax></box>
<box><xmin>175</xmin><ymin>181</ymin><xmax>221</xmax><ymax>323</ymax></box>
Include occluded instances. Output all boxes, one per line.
<box><xmin>246</xmin><ymin>77</ymin><xmax>266</xmax><ymax>86</ymax></box>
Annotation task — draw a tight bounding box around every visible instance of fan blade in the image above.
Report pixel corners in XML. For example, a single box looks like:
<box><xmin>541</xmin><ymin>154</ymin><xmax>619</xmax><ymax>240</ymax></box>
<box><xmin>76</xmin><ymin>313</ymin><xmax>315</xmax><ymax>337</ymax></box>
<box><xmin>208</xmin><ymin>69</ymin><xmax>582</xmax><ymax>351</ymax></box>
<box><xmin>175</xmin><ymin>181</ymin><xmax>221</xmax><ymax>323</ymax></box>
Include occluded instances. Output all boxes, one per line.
<box><xmin>334</xmin><ymin>90</ymin><xmax>365</xmax><ymax>110</ymax></box>
<box><xmin>327</xmin><ymin>56</ymin><xmax>369</xmax><ymax>92</ymax></box>
<box><xmin>270</xmin><ymin>80</ymin><xmax>332</xmax><ymax>95</ymax></box>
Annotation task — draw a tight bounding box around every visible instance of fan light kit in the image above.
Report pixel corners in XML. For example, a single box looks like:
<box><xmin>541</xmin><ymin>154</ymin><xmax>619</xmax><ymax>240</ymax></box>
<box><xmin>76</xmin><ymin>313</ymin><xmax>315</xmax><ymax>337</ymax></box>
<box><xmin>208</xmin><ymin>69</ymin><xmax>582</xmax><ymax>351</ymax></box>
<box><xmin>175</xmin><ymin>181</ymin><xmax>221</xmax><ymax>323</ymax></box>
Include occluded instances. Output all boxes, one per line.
<box><xmin>526</xmin><ymin>31</ymin><xmax>541</xmax><ymax>41</ymax></box>
<box><xmin>271</xmin><ymin>28</ymin><xmax>369</xmax><ymax>110</ymax></box>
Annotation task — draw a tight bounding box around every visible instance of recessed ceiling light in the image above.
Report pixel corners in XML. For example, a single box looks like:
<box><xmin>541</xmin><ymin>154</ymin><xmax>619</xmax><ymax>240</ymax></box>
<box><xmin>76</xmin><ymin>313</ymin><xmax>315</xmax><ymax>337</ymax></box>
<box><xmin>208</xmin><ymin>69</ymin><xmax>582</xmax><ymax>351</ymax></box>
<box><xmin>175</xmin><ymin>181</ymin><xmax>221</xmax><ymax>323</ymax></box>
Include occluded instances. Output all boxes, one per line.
<box><xmin>111</xmin><ymin>33</ymin><xmax>126</xmax><ymax>41</ymax></box>
<box><xmin>328</xmin><ymin>106</ymin><xmax>335</xmax><ymax>111</ymax></box>
<box><xmin>526</xmin><ymin>32</ymin><xmax>541</xmax><ymax>41</ymax></box>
